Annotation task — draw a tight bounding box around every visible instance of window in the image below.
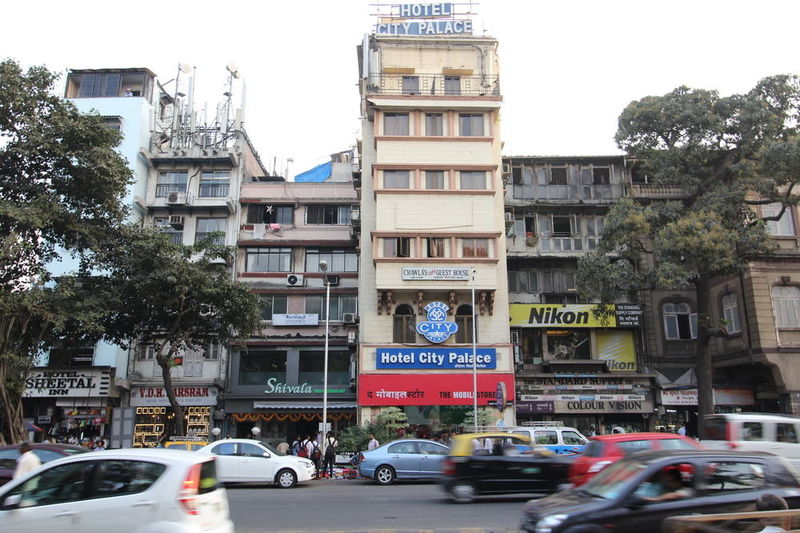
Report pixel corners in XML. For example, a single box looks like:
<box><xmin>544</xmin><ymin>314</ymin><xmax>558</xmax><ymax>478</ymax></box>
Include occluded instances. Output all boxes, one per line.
<box><xmin>246</xmin><ymin>247</ymin><xmax>292</xmax><ymax>272</ymax></box>
<box><xmin>444</xmin><ymin>76</ymin><xmax>461</xmax><ymax>95</ymax></box>
<box><xmin>425</xmin><ymin>237</ymin><xmax>446</xmax><ymax>258</ymax></box>
<box><xmin>455</xmin><ymin>304</ymin><xmax>474</xmax><ymax>343</ymax></box>
<box><xmin>211</xmin><ymin>443</ymin><xmax>235</xmax><ymax>455</ymax></box>
<box><xmin>539</xmin><ymin>270</ymin><xmax>576</xmax><ymax>293</ymax></box>
<box><xmin>425</xmin><ymin>113</ymin><xmax>443</xmax><ymax>136</ymax></box>
<box><xmin>721</xmin><ymin>293</ymin><xmax>741</xmax><ymax>335</ymax></box>
<box><xmin>305</xmin><ymin>249</ymin><xmax>358</xmax><ymax>272</ymax></box>
<box><xmin>393</xmin><ymin>304</ymin><xmax>416</xmax><ymax>343</ymax></box>
<box><xmin>238</xmin><ymin>443</ymin><xmax>265</xmax><ymax>457</ymax></box>
<box><xmin>384</xmin><ymin>170</ymin><xmax>410</xmax><ymax>189</ymax></box>
<box><xmin>550</xmin><ymin>167</ymin><xmax>568</xmax><ymax>185</ymax></box>
<box><xmin>425</xmin><ymin>170</ymin><xmax>445</xmax><ymax>189</ymax></box>
<box><xmin>195</xmin><ymin>218</ymin><xmax>226</xmax><ymax>245</ymax></box>
<box><xmin>13</xmin><ymin>461</ymin><xmax>95</xmax><ymax>507</ymax></box>
<box><xmin>663</xmin><ymin>303</ymin><xmax>697</xmax><ymax>340</ymax></box>
<box><xmin>298</xmin><ymin>350</ymin><xmax>351</xmax><ymax>385</ymax></box>
<box><xmin>384</xmin><ymin>113</ymin><xmax>410</xmax><ymax>135</ymax></box>
<box><xmin>547</xmin><ymin>329</ymin><xmax>591</xmax><ymax>360</ymax></box>
<box><xmin>508</xmin><ymin>270</ymin><xmax>538</xmax><ymax>293</ymax></box>
<box><xmin>742</xmin><ymin>422</ymin><xmax>763</xmax><ymax>441</ymax></box>
<box><xmin>384</xmin><ymin>237</ymin><xmax>411</xmax><ymax>258</ymax></box>
<box><xmin>153</xmin><ymin>217</ymin><xmax>183</xmax><ymax>245</ymax></box>
<box><xmin>562</xmin><ymin>431</ymin><xmax>586</xmax><ymax>445</ymax></box>
<box><xmin>534</xmin><ymin>431</ymin><xmax>558</xmax><ymax>445</ymax></box>
<box><xmin>658</xmin><ymin>439</ymin><xmax>700</xmax><ymax>450</ymax></box>
<box><xmin>203</xmin><ymin>344</ymin><xmax>220</xmax><ymax>360</ymax></box>
<box><xmin>402</xmin><ymin>75</ymin><xmax>419</xmax><ymax>94</ymax></box>
<box><xmin>552</xmin><ymin>216</ymin><xmax>573</xmax><ymax>236</ymax></box>
<box><xmin>138</xmin><ymin>345</ymin><xmax>155</xmax><ymax>361</ymax></box>
<box><xmin>198</xmin><ymin>171</ymin><xmax>230</xmax><ymax>197</ymax></box>
<box><xmin>306</xmin><ymin>205</ymin><xmax>352</xmax><ymax>225</ymax></box>
<box><xmin>94</xmin><ymin>460</ymin><xmax>166</xmax><ymax>497</ymax></box>
<box><xmin>592</xmin><ymin>167</ymin><xmax>610</xmax><ymax>185</ymax></box>
<box><xmin>238</xmin><ymin>350</ymin><xmax>287</xmax><ymax>385</ymax></box>
<box><xmin>462</xmin><ymin>238</ymin><xmax>489</xmax><ymax>258</ymax></box>
<box><xmin>305</xmin><ymin>295</ymin><xmax>357</xmax><ymax>321</ymax></box>
<box><xmin>773</xmin><ymin>286</ymin><xmax>800</xmax><ymax>328</ymax></box>
<box><xmin>155</xmin><ymin>171</ymin><xmax>187</xmax><ymax>197</ymax></box>
<box><xmin>460</xmin><ymin>171</ymin><xmax>486</xmax><ymax>190</ymax></box>
<box><xmin>777</xmin><ymin>423</ymin><xmax>799</xmax><ymax>443</ymax></box>
<box><xmin>459</xmin><ymin>114</ymin><xmax>484</xmax><ymax>136</ymax></box>
<box><xmin>260</xmin><ymin>295</ymin><xmax>288</xmax><ymax>320</ymax></box>
<box><xmin>702</xmin><ymin>461</ymin><xmax>766</xmax><ymax>493</ymax></box>
<box><xmin>763</xmin><ymin>202</ymin><xmax>795</xmax><ymax>236</ymax></box>
<box><xmin>616</xmin><ymin>440</ymin><xmax>654</xmax><ymax>455</ymax></box>
<box><xmin>247</xmin><ymin>204</ymin><xmax>294</xmax><ymax>225</ymax></box>
<box><xmin>388</xmin><ymin>441</ymin><xmax>417</xmax><ymax>454</ymax></box>
<box><xmin>419</xmin><ymin>442</ymin><xmax>448</xmax><ymax>455</ymax></box>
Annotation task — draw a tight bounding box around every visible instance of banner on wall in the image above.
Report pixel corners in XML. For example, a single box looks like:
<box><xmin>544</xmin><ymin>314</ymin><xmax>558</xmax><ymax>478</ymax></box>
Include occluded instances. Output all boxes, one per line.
<box><xmin>509</xmin><ymin>304</ymin><xmax>642</xmax><ymax>328</ymax></box>
<box><xmin>595</xmin><ymin>331</ymin><xmax>637</xmax><ymax>372</ymax></box>
<box><xmin>359</xmin><ymin>373</ymin><xmax>515</xmax><ymax>406</ymax></box>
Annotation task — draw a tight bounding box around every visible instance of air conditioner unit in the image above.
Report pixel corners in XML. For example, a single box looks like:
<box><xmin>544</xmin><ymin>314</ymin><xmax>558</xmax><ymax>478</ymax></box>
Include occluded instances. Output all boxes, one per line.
<box><xmin>168</xmin><ymin>215</ymin><xmax>185</xmax><ymax>229</ymax></box>
<box><xmin>504</xmin><ymin>212</ymin><xmax>514</xmax><ymax>225</ymax></box>
<box><xmin>325</xmin><ymin>275</ymin><xmax>340</xmax><ymax>287</ymax></box>
<box><xmin>153</xmin><ymin>218</ymin><xmax>170</xmax><ymax>228</ymax></box>
<box><xmin>503</xmin><ymin>162</ymin><xmax>512</xmax><ymax>175</ymax></box>
<box><xmin>166</xmin><ymin>192</ymin><xmax>187</xmax><ymax>205</ymax></box>
<box><xmin>343</xmin><ymin>313</ymin><xmax>358</xmax><ymax>324</ymax></box>
<box><xmin>286</xmin><ymin>274</ymin><xmax>305</xmax><ymax>287</ymax></box>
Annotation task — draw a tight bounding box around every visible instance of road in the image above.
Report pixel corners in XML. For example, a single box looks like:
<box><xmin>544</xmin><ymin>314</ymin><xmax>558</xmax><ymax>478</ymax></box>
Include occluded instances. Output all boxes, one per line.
<box><xmin>227</xmin><ymin>478</ymin><xmax>529</xmax><ymax>533</ymax></box>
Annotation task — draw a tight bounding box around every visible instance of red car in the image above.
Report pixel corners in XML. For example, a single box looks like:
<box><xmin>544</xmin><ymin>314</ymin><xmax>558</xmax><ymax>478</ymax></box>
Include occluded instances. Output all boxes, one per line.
<box><xmin>569</xmin><ymin>432</ymin><xmax>704</xmax><ymax>486</ymax></box>
<box><xmin>0</xmin><ymin>442</ymin><xmax>88</xmax><ymax>485</ymax></box>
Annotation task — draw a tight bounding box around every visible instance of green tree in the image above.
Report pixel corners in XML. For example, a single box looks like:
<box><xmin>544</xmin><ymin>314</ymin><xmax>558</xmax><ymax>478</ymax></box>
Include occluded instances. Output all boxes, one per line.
<box><xmin>461</xmin><ymin>408</ymin><xmax>498</xmax><ymax>431</ymax></box>
<box><xmin>338</xmin><ymin>407</ymin><xmax>409</xmax><ymax>452</ymax></box>
<box><xmin>578</xmin><ymin>75</ymin><xmax>800</xmax><ymax>436</ymax></box>
<box><xmin>98</xmin><ymin>228</ymin><xmax>262</xmax><ymax>437</ymax></box>
<box><xmin>0</xmin><ymin>60</ymin><xmax>130</xmax><ymax>443</ymax></box>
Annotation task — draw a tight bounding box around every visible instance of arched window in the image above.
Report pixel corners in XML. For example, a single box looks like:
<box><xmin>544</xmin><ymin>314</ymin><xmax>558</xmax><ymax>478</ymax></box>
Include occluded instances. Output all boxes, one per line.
<box><xmin>393</xmin><ymin>304</ymin><xmax>416</xmax><ymax>343</ymax></box>
<box><xmin>455</xmin><ymin>304</ymin><xmax>474</xmax><ymax>343</ymax></box>
<box><xmin>662</xmin><ymin>302</ymin><xmax>696</xmax><ymax>340</ymax></box>
<box><xmin>772</xmin><ymin>286</ymin><xmax>800</xmax><ymax>328</ymax></box>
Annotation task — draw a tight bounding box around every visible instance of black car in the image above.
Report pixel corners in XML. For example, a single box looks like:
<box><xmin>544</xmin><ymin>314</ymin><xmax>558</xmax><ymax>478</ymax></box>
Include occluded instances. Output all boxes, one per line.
<box><xmin>0</xmin><ymin>443</ymin><xmax>88</xmax><ymax>485</ymax></box>
<box><xmin>442</xmin><ymin>433</ymin><xmax>573</xmax><ymax>503</ymax></box>
<box><xmin>520</xmin><ymin>450</ymin><xmax>800</xmax><ymax>533</ymax></box>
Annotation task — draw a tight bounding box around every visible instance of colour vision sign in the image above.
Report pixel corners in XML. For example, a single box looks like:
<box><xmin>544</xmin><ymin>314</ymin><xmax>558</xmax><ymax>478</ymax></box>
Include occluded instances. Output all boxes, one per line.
<box><xmin>376</xmin><ymin>348</ymin><xmax>496</xmax><ymax>369</ymax></box>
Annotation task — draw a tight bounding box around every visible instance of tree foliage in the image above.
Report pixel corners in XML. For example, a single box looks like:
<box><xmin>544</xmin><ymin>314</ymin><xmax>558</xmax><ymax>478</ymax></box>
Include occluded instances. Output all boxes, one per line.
<box><xmin>338</xmin><ymin>407</ymin><xmax>409</xmax><ymax>453</ymax></box>
<box><xmin>578</xmin><ymin>75</ymin><xmax>800</xmax><ymax>434</ymax></box>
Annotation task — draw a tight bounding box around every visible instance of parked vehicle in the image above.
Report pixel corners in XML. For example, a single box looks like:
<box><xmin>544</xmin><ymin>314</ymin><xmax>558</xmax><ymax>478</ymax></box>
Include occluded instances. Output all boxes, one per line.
<box><xmin>357</xmin><ymin>438</ymin><xmax>450</xmax><ymax>485</ymax></box>
<box><xmin>442</xmin><ymin>432</ymin><xmax>573</xmax><ymax>503</ymax></box>
<box><xmin>0</xmin><ymin>443</ymin><xmax>88</xmax><ymax>486</ymax></box>
<box><xmin>0</xmin><ymin>448</ymin><xmax>233</xmax><ymax>533</ymax></box>
<box><xmin>196</xmin><ymin>438</ymin><xmax>316</xmax><ymax>487</ymax></box>
<box><xmin>164</xmin><ymin>438</ymin><xmax>208</xmax><ymax>451</ymax></box>
<box><xmin>521</xmin><ymin>449</ymin><xmax>800</xmax><ymax>533</ymax></box>
<box><xmin>570</xmin><ymin>432</ymin><xmax>704</xmax><ymax>486</ymax></box>
<box><xmin>703</xmin><ymin>413</ymin><xmax>800</xmax><ymax>468</ymax></box>
<box><xmin>506</xmin><ymin>423</ymin><xmax>589</xmax><ymax>455</ymax></box>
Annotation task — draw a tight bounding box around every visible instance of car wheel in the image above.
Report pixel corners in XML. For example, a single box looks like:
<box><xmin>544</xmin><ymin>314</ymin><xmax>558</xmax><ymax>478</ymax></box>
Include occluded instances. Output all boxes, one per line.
<box><xmin>375</xmin><ymin>465</ymin><xmax>395</xmax><ymax>485</ymax></box>
<box><xmin>275</xmin><ymin>469</ymin><xmax>297</xmax><ymax>488</ymax></box>
<box><xmin>449</xmin><ymin>481</ymin><xmax>475</xmax><ymax>503</ymax></box>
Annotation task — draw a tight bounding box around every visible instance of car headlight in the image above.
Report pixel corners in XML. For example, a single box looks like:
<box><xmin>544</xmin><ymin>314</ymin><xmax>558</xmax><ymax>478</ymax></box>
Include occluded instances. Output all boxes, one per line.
<box><xmin>534</xmin><ymin>514</ymin><xmax>567</xmax><ymax>533</ymax></box>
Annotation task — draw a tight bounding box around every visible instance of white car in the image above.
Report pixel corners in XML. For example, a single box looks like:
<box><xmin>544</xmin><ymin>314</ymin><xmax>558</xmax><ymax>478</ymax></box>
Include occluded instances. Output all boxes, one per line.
<box><xmin>0</xmin><ymin>448</ymin><xmax>233</xmax><ymax>533</ymax></box>
<box><xmin>196</xmin><ymin>438</ymin><xmax>316</xmax><ymax>487</ymax></box>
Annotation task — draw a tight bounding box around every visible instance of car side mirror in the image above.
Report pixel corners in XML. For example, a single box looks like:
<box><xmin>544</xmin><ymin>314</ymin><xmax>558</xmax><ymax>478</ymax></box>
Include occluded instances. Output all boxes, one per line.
<box><xmin>3</xmin><ymin>494</ymin><xmax>21</xmax><ymax>509</ymax></box>
<box><xmin>262</xmin><ymin>452</ymin><xmax>271</xmax><ymax>458</ymax></box>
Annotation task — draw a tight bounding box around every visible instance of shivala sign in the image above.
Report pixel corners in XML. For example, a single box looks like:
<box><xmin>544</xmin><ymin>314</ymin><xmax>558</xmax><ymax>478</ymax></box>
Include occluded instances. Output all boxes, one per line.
<box><xmin>359</xmin><ymin>373</ymin><xmax>515</xmax><ymax>406</ymax></box>
<box><xmin>509</xmin><ymin>304</ymin><xmax>642</xmax><ymax>328</ymax></box>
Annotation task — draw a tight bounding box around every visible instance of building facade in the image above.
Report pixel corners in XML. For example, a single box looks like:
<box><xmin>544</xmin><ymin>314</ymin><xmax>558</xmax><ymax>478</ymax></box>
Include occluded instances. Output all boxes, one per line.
<box><xmin>356</xmin><ymin>23</ymin><xmax>514</xmax><ymax>435</ymax></box>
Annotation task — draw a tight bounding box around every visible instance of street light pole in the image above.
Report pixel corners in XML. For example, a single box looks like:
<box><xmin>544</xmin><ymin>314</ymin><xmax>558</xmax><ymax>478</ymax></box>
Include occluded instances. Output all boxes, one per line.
<box><xmin>320</xmin><ymin>260</ymin><xmax>331</xmax><ymax>454</ymax></box>
<box><xmin>471</xmin><ymin>267</ymin><xmax>478</xmax><ymax>431</ymax></box>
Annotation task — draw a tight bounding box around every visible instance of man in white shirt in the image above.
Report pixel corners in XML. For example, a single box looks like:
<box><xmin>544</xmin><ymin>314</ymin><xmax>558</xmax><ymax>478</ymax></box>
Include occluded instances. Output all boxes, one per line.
<box><xmin>367</xmin><ymin>434</ymin><xmax>379</xmax><ymax>451</ymax></box>
<box><xmin>14</xmin><ymin>442</ymin><xmax>41</xmax><ymax>479</ymax></box>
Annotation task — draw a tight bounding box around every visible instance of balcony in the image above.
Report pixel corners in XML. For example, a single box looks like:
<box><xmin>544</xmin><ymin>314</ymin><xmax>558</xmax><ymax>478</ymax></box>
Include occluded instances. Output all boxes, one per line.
<box><xmin>366</xmin><ymin>73</ymin><xmax>500</xmax><ymax>97</ymax></box>
<box><xmin>629</xmin><ymin>183</ymin><xmax>687</xmax><ymax>199</ymax></box>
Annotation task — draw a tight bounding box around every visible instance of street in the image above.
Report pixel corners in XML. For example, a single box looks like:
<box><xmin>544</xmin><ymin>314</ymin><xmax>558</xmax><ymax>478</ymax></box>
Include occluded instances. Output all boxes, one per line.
<box><xmin>226</xmin><ymin>478</ymin><xmax>526</xmax><ymax>533</ymax></box>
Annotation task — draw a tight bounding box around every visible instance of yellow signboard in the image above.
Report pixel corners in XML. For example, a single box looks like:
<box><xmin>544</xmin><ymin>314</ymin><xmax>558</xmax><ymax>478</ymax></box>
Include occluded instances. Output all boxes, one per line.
<box><xmin>509</xmin><ymin>304</ymin><xmax>615</xmax><ymax>328</ymax></box>
<box><xmin>595</xmin><ymin>331</ymin><xmax>637</xmax><ymax>372</ymax></box>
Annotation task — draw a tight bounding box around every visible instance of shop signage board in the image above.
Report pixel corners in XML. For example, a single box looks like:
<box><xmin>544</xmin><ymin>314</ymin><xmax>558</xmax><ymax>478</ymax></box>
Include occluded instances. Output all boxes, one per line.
<box><xmin>23</xmin><ymin>368</ymin><xmax>111</xmax><ymax>398</ymax></box>
<box><xmin>375</xmin><ymin>4</ymin><xmax>474</xmax><ymax>35</ymax></box>
<box><xmin>376</xmin><ymin>347</ymin><xmax>496</xmax><ymax>369</ymax></box>
<box><xmin>525</xmin><ymin>375</ymin><xmax>651</xmax><ymax>389</ymax></box>
<box><xmin>596</xmin><ymin>331</ymin><xmax>638</xmax><ymax>372</ymax></box>
<box><xmin>517</xmin><ymin>397</ymin><xmax>652</xmax><ymax>414</ymax></box>
<box><xmin>263</xmin><ymin>378</ymin><xmax>348</xmax><ymax>395</ymax></box>
<box><xmin>130</xmin><ymin>386</ymin><xmax>218</xmax><ymax>407</ymax></box>
<box><xmin>509</xmin><ymin>304</ymin><xmax>642</xmax><ymax>328</ymax></box>
<box><xmin>661</xmin><ymin>388</ymin><xmax>754</xmax><ymax>406</ymax></box>
<box><xmin>359</xmin><ymin>373</ymin><xmax>515</xmax><ymax>406</ymax></box>
<box><xmin>272</xmin><ymin>313</ymin><xmax>319</xmax><ymax>326</ymax></box>
<box><xmin>520</xmin><ymin>394</ymin><xmax>647</xmax><ymax>402</ymax></box>
<box><xmin>401</xmin><ymin>267</ymin><xmax>471</xmax><ymax>281</ymax></box>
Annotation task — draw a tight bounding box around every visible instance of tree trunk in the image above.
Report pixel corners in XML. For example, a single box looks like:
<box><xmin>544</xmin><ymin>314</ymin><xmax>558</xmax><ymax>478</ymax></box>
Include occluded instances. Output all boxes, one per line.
<box><xmin>695</xmin><ymin>275</ymin><xmax>713</xmax><ymax>439</ymax></box>
<box><xmin>0</xmin><ymin>358</ymin><xmax>29</xmax><ymax>445</ymax></box>
<box><xmin>156</xmin><ymin>353</ymin><xmax>185</xmax><ymax>439</ymax></box>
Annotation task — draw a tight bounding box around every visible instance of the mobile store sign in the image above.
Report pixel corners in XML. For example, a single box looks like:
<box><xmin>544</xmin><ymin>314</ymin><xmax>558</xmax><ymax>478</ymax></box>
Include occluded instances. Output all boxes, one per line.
<box><xmin>359</xmin><ymin>373</ymin><xmax>515</xmax><ymax>406</ymax></box>
<box><xmin>376</xmin><ymin>347</ymin><xmax>496</xmax><ymax>369</ymax></box>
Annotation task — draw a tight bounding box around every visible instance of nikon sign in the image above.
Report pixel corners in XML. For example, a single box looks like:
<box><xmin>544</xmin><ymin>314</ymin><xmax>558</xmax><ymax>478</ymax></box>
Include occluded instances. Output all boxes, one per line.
<box><xmin>509</xmin><ymin>304</ymin><xmax>642</xmax><ymax>328</ymax></box>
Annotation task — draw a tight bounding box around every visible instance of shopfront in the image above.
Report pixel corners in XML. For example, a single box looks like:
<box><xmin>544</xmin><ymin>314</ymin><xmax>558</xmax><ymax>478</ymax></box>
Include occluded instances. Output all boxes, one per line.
<box><xmin>22</xmin><ymin>367</ymin><xmax>118</xmax><ymax>443</ymax></box>
<box><xmin>129</xmin><ymin>385</ymin><xmax>218</xmax><ymax>446</ymax></box>
<box><xmin>656</xmin><ymin>387</ymin><xmax>756</xmax><ymax>435</ymax></box>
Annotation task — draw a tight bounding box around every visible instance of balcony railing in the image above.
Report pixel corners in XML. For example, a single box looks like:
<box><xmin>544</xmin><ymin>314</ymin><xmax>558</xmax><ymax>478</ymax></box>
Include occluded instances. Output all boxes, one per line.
<box><xmin>366</xmin><ymin>73</ymin><xmax>500</xmax><ymax>97</ymax></box>
<box><xmin>198</xmin><ymin>183</ymin><xmax>230</xmax><ymax>198</ymax></box>
<box><xmin>155</xmin><ymin>184</ymin><xmax>187</xmax><ymax>197</ymax></box>
<box><xmin>629</xmin><ymin>183</ymin><xmax>687</xmax><ymax>199</ymax></box>
<box><xmin>195</xmin><ymin>233</ymin><xmax>225</xmax><ymax>245</ymax></box>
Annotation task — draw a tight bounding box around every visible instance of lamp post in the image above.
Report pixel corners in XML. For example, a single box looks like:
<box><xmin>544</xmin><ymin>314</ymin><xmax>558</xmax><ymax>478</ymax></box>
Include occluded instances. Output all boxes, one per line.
<box><xmin>471</xmin><ymin>267</ymin><xmax>478</xmax><ymax>431</ymax></box>
<box><xmin>319</xmin><ymin>260</ymin><xmax>331</xmax><ymax>454</ymax></box>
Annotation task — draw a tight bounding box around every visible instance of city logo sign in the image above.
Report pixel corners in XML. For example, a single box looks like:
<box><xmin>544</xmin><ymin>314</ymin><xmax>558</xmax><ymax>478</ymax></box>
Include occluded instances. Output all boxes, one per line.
<box><xmin>416</xmin><ymin>301</ymin><xmax>458</xmax><ymax>343</ymax></box>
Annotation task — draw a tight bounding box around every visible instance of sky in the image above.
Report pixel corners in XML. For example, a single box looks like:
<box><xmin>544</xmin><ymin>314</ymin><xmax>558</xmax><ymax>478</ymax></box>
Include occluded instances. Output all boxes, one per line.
<box><xmin>3</xmin><ymin>0</ymin><xmax>799</xmax><ymax>178</ymax></box>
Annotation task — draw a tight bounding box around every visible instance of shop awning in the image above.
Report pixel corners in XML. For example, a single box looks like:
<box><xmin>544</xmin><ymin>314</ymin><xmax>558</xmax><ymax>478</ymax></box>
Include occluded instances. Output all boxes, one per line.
<box><xmin>253</xmin><ymin>401</ymin><xmax>357</xmax><ymax>410</ymax></box>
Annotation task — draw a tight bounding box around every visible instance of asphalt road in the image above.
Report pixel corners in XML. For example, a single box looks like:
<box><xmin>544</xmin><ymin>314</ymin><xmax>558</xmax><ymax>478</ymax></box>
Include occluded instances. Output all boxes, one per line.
<box><xmin>227</xmin><ymin>478</ymin><xmax>529</xmax><ymax>533</ymax></box>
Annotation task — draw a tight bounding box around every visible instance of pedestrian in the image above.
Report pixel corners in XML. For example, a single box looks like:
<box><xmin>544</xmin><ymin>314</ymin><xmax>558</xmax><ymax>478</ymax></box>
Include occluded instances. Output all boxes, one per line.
<box><xmin>92</xmin><ymin>440</ymin><xmax>106</xmax><ymax>451</ymax></box>
<box><xmin>755</xmin><ymin>493</ymin><xmax>789</xmax><ymax>533</ymax></box>
<box><xmin>290</xmin><ymin>435</ymin><xmax>302</xmax><ymax>455</ymax></box>
<box><xmin>307</xmin><ymin>435</ymin><xmax>322</xmax><ymax>474</ymax></box>
<box><xmin>14</xmin><ymin>442</ymin><xmax>41</xmax><ymax>480</ymax></box>
<box><xmin>276</xmin><ymin>440</ymin><xmax>290</xmax><ymax>455</ymax></box>
<box><xmin>677</xmin><ymin>424</ymin><xmax>686</xmax><ymax>436</ymax></box>
<box><xmin>367</xmin><ymin>433</ymin><xmax>380</xmax><ymax>451</ymax></box>
<box><xmin>323</xmin><ymin>432</ymin><xmax>338</xmax><ymax>478</ymax></box>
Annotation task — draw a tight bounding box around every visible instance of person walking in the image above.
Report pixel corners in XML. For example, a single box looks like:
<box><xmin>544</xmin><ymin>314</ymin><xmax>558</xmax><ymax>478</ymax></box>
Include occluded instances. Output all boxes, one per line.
<box><xmin>323</xmin><ymin>432</ymin><xmax>338</xmax><ymax>478</ymax></box>
<box><xmin>276</xmin><ymin>440</ymin><xmax>290</xmax><ymax>455</ymax></box>
<box><xmin>14</xmin><ymin>442</ymin><xmax>41</xmax><ymax>480</ymax></box>
<box><xmin>367</xmin><ymin>433</ymin><xmax>380</xmax><ymax>451</ymax></box>
<box><xmin>308</xmin><ymin>435</ymin><xmax>322</xmax><ymax>475</ymax></box>
<box><xmin>290</xmin><ymin>435</ymin><xmax>301</xmax><ymax>455</ymax></box>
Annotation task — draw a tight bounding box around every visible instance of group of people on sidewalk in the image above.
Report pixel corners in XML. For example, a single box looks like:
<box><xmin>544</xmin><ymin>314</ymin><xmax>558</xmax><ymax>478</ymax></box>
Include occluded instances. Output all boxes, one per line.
<box><xmin>280</xmin><ymin>432</ymin><xmax>339</xmax><ymax>477</ymax></box>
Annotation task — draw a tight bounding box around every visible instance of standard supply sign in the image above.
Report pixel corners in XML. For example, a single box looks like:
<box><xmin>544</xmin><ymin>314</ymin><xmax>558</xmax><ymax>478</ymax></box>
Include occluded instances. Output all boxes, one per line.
<box><xmin>376</xmin><ymin>348</ymin><xmax>496</xmax><ymax>369</ymax></box>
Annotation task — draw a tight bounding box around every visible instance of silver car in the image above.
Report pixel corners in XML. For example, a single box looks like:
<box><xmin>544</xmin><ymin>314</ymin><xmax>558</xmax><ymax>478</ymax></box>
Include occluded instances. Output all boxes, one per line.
<box><xmin>357</xmin><ymin>439</ymin><xmax>450</xmax><ymax>485</ymax></box>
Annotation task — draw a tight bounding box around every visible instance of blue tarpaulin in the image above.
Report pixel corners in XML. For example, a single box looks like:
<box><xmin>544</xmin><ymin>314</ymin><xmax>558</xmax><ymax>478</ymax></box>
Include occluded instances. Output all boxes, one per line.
<box><xmin>294</xmin><ymin>161</ymin><xmax>331</xmax><ymax>183</ymax></box>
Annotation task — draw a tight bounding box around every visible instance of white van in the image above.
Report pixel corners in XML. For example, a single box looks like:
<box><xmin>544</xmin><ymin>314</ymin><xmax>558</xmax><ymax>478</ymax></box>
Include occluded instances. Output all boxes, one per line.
<box><xmin>507</xmin><ymin>423</ymin><xmax>589</xmax><ymax>455</ymax></box>
<box><xmin>702</xmin><ymin>413</ymin><xmax>800</xmax><ymax>467</ymax></box>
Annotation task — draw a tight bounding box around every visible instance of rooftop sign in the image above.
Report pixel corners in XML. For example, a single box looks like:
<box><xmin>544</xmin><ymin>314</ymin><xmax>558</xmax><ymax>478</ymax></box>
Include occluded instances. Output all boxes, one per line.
<box><xmin>375</xmin><ymin>3</ymin><xmax>473</xmax><ymax>35</ymax></box>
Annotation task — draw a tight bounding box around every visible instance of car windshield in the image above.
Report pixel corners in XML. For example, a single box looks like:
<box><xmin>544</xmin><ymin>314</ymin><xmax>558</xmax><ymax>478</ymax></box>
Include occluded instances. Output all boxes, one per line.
<box><xmin>259</xmin><ymin>442</ymin><xmax>280</xmax><ymax>455</ymax></box>
<box><xmin>582</xmin><ymin>459</ymin><xmax>648</xmax><ymax>499</ymax></box>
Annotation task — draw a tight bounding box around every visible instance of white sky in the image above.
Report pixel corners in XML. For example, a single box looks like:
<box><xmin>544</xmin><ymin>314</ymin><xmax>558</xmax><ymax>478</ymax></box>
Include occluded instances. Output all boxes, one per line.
<box><xmin>3</xmin><ymin>0</ymin><xmax>799</xmax><ymax>178</ymax></box>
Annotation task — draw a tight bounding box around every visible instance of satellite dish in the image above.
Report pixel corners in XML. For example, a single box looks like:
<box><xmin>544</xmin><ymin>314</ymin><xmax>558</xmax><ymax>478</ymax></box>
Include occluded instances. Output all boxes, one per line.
<box><xmin>179</xmin><ymin>63</ymin><xmax>192</xmax><ymax>74</ymax></box>
<box><xmin>226</xmin><ymin>62</ymin><xmax>240</xmax><ymax>79</ymax></box>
